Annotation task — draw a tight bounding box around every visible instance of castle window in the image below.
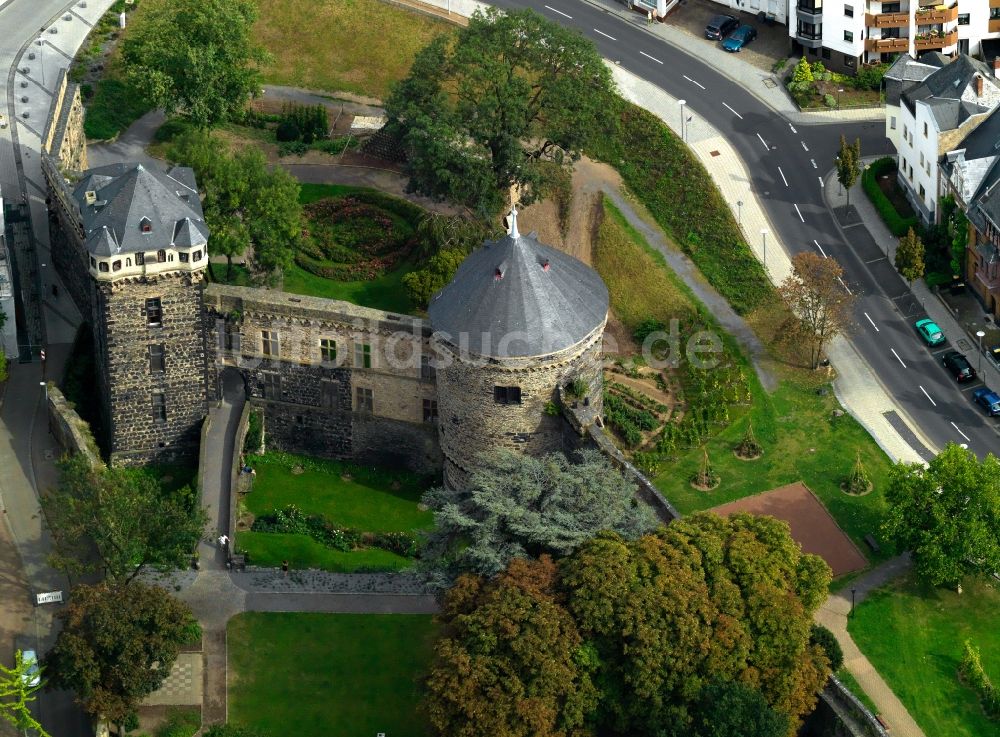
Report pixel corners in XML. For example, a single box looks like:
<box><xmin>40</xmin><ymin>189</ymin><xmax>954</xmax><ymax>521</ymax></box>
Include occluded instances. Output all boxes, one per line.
<box><xmin>193</xmin><ymin>250</ymin><xmax>202</xmax><ymax>262</ymax></box>
<box><xmin>126</xmin><ymin>258</ymin><xmax>132</xmax><ymax>267</ymax></box>
<box><xmin>145</xmin><ymin>298</ymin><xmax>163</xmax><ymax>327</ymax></box>
<box><xmin>423</xmin><ymin>399</ymin><xmax>438</xmax><ymax>423</ymax></box>
<box><xmin>152</xmin><ymin>393</ymin><xmax>167</xmax><ymax>423</ymax></box>
<box><xmin>224</xmin><ymin>323</ymin><xmax>241</xmax><ymax>353</ymax></box>
<box><xmin>112</xmin><ymin>260</ymin><xmax>122</xmax><ymax>272</ymax></box>
<box><xmin>136</xmin><ymin>252</ymin><xmax>145</xmax><ymax>266</ymax></box>
<box><xmin>99</xmin><ymin>261</ymin><xmax>108</xmax><ymax>272</ymax></box>
<box><xmin>179</xmin><ymin>252</ymin><xmax>189</xmax><ymax>263</ymax></box>
<box><xmin>149</xmin><ymin>344</ymin><xmax>165</xmax><ymax>373</ymax></box>
<box><xmin>320</xmin><ymin>338</ymin><xmax>337</xmax><ymax>363</ymax></box>
<box><xmin>494</xmin><ymin>386</ymin><xmax>522</xmax><ymax>405</ymax></box>
<box><xmin>261</xmin><ymin>330</ymin><xmax>279</xmax><ymax>357</ymax></box>
<box><xmin>140</xmin><ymin>218</ymin><xmax>152</xmax><ymax>234</ymax></box>
<box><xmin>421</xmin><ymin>355</ymin><xmax>436</xmax><ymax>380</ymax></box>
<box><xmin>263</xmin><ymin>373</ymin><xmax>281</xmax><ymax>399</ymax></box>
<box><xmin>157</xmin><ymin>250</ymin><xmax>166</xmax><ymax>263</ymax></box>
<box><xmin>321</xmin><ymin>381</ymin><xmax>339</xmax><ymax>409</ymax></box>
<box><xmin>355</xmin><ymin>387</ymin><xmax>374</xmax><ymax>413</ymax></box>
<box><xmin>168</xmin><ymin>253</ymin><xmax>174</xmax><ymax>262</ymax></box>
<box><xmin>354</xmin><ymin>342</ymin><xmax>371</xmax><ymax>369</ymax></box>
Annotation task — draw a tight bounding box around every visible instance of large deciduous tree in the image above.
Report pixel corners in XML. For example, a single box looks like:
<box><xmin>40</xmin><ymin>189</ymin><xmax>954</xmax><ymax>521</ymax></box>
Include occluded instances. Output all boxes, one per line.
<box><xmin>170</xmin><ymin>131</ymin><xmax>302</xmax><ymax>278</ymax></box>
<box><xmin>44</xmin><ymin>455</ymin><xmax>206</xmax><ymax>584</ymax></box>
<box><xmin>779</xmin><ymin>252</ymin><xmax>855</xmax><ymax>369</ymax></box>
<box><xmin>386</xmin><ymin>8</ymin><xmax>615</xmax><ymax>216</ymax></box>
<box><xmin>120</xmin><ymin>0</ymin><xmax>269</xmax><ymax>128</ymax></box>
<box><xmin>424</xmin><ymin>556</ymin><xmax>598</xmax><ymax>737</ymax></box>
<box><xmin>421</xmin><ymin>450</ymin><xmax>656</xmax><ymax>581</ymax></box>
<box><xmin>44</xmin><ymin>582</ymin><xmax>196</xmax><ymax>734</ymax></box>
<box><xmin>1</xmin><ymin>651</ymin><xmax>50</xmax><ymax>737</ymax></box>
<box><xmin>882</xmin><ymin>443</ymin><xmax>1000</xmax><ymax>587</ymax></box>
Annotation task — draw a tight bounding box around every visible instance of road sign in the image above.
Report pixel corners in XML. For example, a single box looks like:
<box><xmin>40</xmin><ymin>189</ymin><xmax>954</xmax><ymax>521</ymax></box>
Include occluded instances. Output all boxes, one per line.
<box><xmin>35</xmin><ymin>591</ymin><xmax>63</xmax><ymax>605</ymax></box>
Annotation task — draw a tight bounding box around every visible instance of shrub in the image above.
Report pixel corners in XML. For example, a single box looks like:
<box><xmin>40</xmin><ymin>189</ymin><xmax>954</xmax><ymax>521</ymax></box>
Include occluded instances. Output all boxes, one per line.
<box><xmin>244</xmin><ymin>410</ymin><xmax>263</xmax><ymax>454</ymax></box>
<box><xmin>154</xmin><ymin>117</ymin><xmax>193</xmax><ymax>144</ymax></box>
<box><xmin>824</xmin><ymin>94</ymin><xmax>837</xmax><ymax>108</ymax></box>
<box><xmin>810</xmin><ymin>624</ymin><xmax>843</xmax><ymax>671</ymax></box>
<box><xmin>311</xmin><ymin>137</ymin><xmax>358</xmax><ymax>155</ymax></box>
<box><xmin>275</xmin><ymin>119</ymin><xmax>301</xmax><ymax>142</ymax></box>
<box><xmin>633</xmin><ymin>317</ymin><xmax>666</xmax><ymax>344</ymax></box>
<box><xmin>251</xmin><ymin>505</ymin><xmax>418</xmax><ymax>557</ymax></box>
<box><xmin>862</xmin><ymin>157</ymin><xmax>919</xmax><ymax>237</ymax></box>
<box><xmin>854</xmin><ymin>63</ymin><xmax>888</xmax><ymax>91</ymax></box>
<box><xmin>277</xmin><ymin>140</ymin><xmax>308</xmax><ymax>157</ymax></box>
<box><xmin>792</xmin><ymin>57</ymin><xmax>815</xmax><ymax>85</ymax></box>
<box><xmin>810</xmin><ymin>61</ymin><xmax>826</xmax><ymax>77</ymax></box>
<box><xmin>0</xmin><ymin>349</ymin><xmax>7</xmax><ymax>383</ymax></box>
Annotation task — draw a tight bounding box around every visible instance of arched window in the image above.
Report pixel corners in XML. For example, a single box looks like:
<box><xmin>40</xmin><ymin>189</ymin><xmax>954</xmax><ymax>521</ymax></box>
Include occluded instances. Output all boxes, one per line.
<box><xmin>112</xmin><ymin>260</ymin><xmax>122</xmax><ymax>272</ymax></box>
<box><xmin>168</xmin><ymin>253</ymin><xmax>174</xmax><ymax>262</ymax></box>
<box><xmin>193</xmin><ymin>250</ymin><xmax>202</xmax><ymax>262</ymax></box>
<box><xmin>126</xmin><ymin>258</ymin><xmax>132</xmax><ymax>267</ymax></box>
<box><xmin>157</xmin><ymin>250</ymin><xmax>166</xmax><ymax>263</ymax></box>
<box><xmin>179</xmin><ymin>252</ymin><xmax>189</xmax><ymax>263</ymax></box>
<box><xmin>99</xmin><ymin>261</ymin><xmax>109</xmax><ymax>273</ymax></box>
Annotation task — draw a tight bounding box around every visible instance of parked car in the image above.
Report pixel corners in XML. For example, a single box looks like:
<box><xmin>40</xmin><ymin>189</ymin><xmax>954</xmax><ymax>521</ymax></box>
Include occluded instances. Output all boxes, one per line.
<box><xmin>20</xmin><ymin>649</ymin><xmax>40</xmax><ymax>687</ymax></box>
<box><xmin>705</xmin><ymin>14</ymin><xmax>738</xmax><ymax>40</ymax></box>
<box><xmin>972</xmin><ymin>387</ymin><xmax>1000</xmax><ymax>416</ymax></box>
<box><xmin>914</xmin><ymin>318</ymin><xmax>946</xmax><ymax>346</ymax></box>
<box><xmin>989</xmin><ymin>343</ymin><xmax>1000</xmax><ymax>368</ymax></box>
<box><xmin>942</xmin><ymin>350</ymin><xmax>977</xmax><ymax>382</ymax></box>
<box><xmin>722</xmin><ymin>24</ymin><xmax>757</xmax><ymax>52</ymax></box>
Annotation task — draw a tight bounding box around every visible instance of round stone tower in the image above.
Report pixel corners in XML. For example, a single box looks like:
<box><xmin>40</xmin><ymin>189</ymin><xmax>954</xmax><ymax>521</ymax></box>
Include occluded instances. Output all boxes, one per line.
<box><xmin>428</xmin><ymin>209</ymin><xmax>609</xmax><ymax>489</ymax></box>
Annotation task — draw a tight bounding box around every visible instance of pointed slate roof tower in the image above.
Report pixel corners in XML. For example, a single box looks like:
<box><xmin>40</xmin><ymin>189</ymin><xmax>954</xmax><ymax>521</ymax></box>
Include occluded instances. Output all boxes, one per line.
<box><xmin>428</xmin><ymin>207</ymin><xmax>609</xmax><ymax>358</ymax></box>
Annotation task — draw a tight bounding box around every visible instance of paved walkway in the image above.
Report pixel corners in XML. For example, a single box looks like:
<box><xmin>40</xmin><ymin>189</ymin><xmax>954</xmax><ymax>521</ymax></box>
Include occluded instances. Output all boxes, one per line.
<box><xmin>816</xmin><ymin>556</ymin><xmax>925</xmax><ymax>737</ymax></box>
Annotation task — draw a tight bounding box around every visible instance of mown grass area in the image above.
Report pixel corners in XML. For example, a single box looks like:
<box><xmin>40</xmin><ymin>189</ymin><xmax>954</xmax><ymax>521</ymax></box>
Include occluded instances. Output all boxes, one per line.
<box><xmin>228</xmin><ymin>613</ymin><xmax>436</xmax><ymax>737</ymax></box>
<box><xmin>254</xmin><ymin>0</ymin><xmax>454</xmax><ymax>100</ymax></box>
<box><xmin>593</xmin><ymin>198</ymin><xmax>891</xmax><ymax>566</ymax></box>
<box><xmin>135</xmin><ymin>707</ymin><xmax>201</xmax><ymax>737</ymax></box>
<box><xmin>849</xmin><ymin>574</ymin><xmax>1000</xmax><ymax>737</ymax></box>
<box><xmin>237</xmin><ymin>531</ymin><xmax>412</xmax><ymax>571</ymax></box>
<box><xmin>281</xmin><ymin>261</ymin><xmax>415</xmax><ymax>314</ymax></box>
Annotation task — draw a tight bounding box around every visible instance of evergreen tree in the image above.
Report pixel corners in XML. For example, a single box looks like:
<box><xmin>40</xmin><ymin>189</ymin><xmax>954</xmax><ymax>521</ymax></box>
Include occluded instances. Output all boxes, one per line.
<box><xmin>895</xmin><ymin>227</ymin><xmax>926</xmax><ymax>284</ymax></box>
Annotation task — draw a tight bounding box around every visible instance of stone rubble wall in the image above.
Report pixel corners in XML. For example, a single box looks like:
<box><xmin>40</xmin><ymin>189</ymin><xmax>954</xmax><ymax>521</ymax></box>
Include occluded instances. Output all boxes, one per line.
<box><xmin>46</xmin><ymin>384</ymin><xmax>102</xmax><ymax>468</ymax></box>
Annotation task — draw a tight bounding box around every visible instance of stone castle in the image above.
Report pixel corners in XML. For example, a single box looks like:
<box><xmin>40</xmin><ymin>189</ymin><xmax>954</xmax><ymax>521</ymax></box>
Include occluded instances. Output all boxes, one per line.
<box><xmin>40</xmin><ymin>73</ymin><xmax>625</xmax><ymax>491</ymax></box>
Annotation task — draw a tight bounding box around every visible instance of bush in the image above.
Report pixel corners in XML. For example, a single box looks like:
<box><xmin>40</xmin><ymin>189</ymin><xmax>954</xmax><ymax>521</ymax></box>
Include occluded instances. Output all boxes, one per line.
<box><xmin>83</xmin><ymin>77</ymin><xmax>152</xmax><ymax>141</ymax></box>
<box><xmin>244</xmin><ymin>410</ymin><xmax>263</xmax><ymax>454</ymax></box>
<box><xmin>824</xmin><ymin>94</ymin><xmax>837</xmax><ymax>108</ymax></box>
<box><xmin>251</xmin><ymin>505</ymin><xmax>419</xmax><ymax>557</ymax></box>
<box><xmin>311</xmin><ymin>137</ymin><xmax>358</xmax><ymax>155</ymax></box>
<box><xmin>633</xmin><ymin>317</ymin><xmax>666</xmax><ymax>344</ymax></box>
<box><xmin>0</xmin><ymin>349</ymin><xmax>7</xmax><ymax>383</ymax></box>
<box><xmin>854</xmin><ymin>63</ymin><xmax>889</xmax><ymax>91</ymax></box>
<box><xmin>275</xmin><ymin>119</ymin><xmax>301</xmax><ymax>142</ymax></box>
<box><xmin>154</xmin><ymin>117</ymin><xmax>193</xmax><ymax>144</ymax></box>
<box><xmin>277</xmin><ymin>140</ymin><xmax>308</xmax><ymax>157</ymax></box>
<box><xmin>862</xmin><ymin>157</ymin><xmax>919</xmax><ymax>237</ymax></box>
<box><xmin>811</xmin><ymin>624</ymin><xmax>844</xmax><ymax>671</ymax></box>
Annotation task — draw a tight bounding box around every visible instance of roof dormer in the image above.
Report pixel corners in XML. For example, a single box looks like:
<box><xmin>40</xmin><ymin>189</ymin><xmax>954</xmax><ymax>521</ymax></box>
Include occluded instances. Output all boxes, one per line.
<box><xmin>140</xmin><ymin>217</ymin><xmax>152</xmax><ymax>234</ymax></box>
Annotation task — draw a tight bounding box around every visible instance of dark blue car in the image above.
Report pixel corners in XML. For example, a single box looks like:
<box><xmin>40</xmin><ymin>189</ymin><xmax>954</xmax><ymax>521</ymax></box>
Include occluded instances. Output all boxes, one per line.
<box><xmin>722</xmin><ymin>24</ymin><xmax>757</xmax><ymax>52</ymax></box>
<box><xmin>972</xmin><ymin>387</ymin><xmax>1000</xmax><ymax>416</ymax></box>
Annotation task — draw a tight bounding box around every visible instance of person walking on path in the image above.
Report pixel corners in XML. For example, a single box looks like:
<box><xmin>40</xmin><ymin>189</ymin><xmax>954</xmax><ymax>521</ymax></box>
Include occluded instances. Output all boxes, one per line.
<box><xmin>218</xmin><ymin>534</ymin><xmax>229</xmax><ymax>549</ymax></box>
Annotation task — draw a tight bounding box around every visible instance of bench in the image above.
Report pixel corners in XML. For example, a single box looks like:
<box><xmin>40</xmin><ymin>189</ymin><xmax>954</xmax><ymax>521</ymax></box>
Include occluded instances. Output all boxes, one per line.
<box><xmin>864</xmin><ymin>534</ymin><xmax>881</xmax><ymax>554</ymax></box>
<box><xmin>875</xmin><ymin>714</ymin><xmax>890</xmax><ymax>731</ymax></box>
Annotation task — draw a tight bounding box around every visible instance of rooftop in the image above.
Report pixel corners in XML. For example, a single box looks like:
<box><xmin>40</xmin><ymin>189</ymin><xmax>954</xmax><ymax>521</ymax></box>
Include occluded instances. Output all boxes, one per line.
<box><xmin>901</xmin><ymin>54</ymin><xmax>997</xmax><ymax>130</ymax></box>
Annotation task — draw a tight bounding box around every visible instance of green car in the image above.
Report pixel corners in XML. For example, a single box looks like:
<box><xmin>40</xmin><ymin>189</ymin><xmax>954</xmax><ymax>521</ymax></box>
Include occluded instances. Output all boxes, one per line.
<box><xmin>915</xmin><ymin>318</ymin><xmax>945</xmax><ymax>346</ymax></box>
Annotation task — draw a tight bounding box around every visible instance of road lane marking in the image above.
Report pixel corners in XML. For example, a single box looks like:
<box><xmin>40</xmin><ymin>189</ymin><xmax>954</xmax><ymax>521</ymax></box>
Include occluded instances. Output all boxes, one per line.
<box><xmin>544</xmin><ymin>5</ymin><xmax>572</xmax><ymax>18</ymax></box>
<box><xmin>891</xmin><ymin>348</ymin><xmax>907</xmax><ymax>367</ymax></box>
<box><xmin>864</xmin><ymin>312</ymin><xmax>879</xmax><ymax>331</ymax></box>
<box><xmin>778</xmin><ymin>167</ymin><xmax>788</xmax><ymax>187</ymax></box>
<box><xmin>951</xmin><ymin>422</ymin><xmax>971</xmax><ymax>442</ymax></box>
<box><xmin>818</xmin><ymin>176</ymin><xmax>824</xmax><ymax>188</ymax></box>
<box><xmin>756</xmin><ymin>132</ymin><xmax>768</xmax><ymax>149</ymax></box>
<box><xmin>683</xmin><ymin>74</ymin><xmax>706</xmax><ymax>89</ymax></box>
<box><xmin>810</xmin><ymin>158</ymin><xmax>817</xmax><ymax>168</ymax></box>
<box><xmin>813</xmin><ymin>239</ymin><xmax>827</xmax><ymax>258</ymax></box>
<box><xmin>920</xmin><ymin>385</ymin><xmax>936</xmax><ymax>406</ymax></box>
<box><xmin>722</xmin><ymin>102</ymin><xmax>743</xmax><ymax>119</ymax></box>
<box><xmin>865</xmin><ymin>257</ymin><xmax>885</xmax><ymax>264</ymax></box>
<box><xmin>789</xmin><ymin>123</ymin><xmax>797</xmax><ymax>133</ymax></box>
<box><xmin>794</xmin><ymin>203</ymin><xmax>805</xmax><ymax>222</ymax></box>
<box><xmin>838</xmin><ymin>277</ymin><xmax>852</xmax><ymax>294</ymax></box>
<box><xmin>801</xmin><ymin>141</ymin><xmax>809</xmax><ymax>151</ymax></box>
<box><xmin>594</xmin><ymin>28</ymin><xmax>617</xmax><ymax>40</ymax></box>
<box><xmin>640</xmin><ymin>51</ymin><xmax>663</xmax><ymax>64</ymax></box>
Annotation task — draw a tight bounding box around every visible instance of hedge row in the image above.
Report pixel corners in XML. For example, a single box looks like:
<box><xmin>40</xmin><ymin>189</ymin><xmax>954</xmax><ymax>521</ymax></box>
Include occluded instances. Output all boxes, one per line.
<box><xmin>862</xmin><ymin>157</ymin><xmax>919</xmax><ymax>237</ymax></box>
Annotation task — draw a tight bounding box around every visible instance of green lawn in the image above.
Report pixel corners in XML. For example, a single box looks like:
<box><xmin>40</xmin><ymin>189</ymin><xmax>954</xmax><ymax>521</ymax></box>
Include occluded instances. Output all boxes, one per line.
<box><xmin>237</xmin><ymin>531</ymin><xmax>412</xmax><ymax>571</ymax></box>
<box><xmin>228</xmin><ymin>612</ymin><xmax>437</xmax><ymax>737</ymax></box>
<box><xmin>848</xmin><ymin>574</ymin><xmax>1000</xmax><ymax>737</ymax></box>
<box><xmin>281</xmin><ymin>261</ymin><xmax>415</xmax><ymax>314</ymax></box>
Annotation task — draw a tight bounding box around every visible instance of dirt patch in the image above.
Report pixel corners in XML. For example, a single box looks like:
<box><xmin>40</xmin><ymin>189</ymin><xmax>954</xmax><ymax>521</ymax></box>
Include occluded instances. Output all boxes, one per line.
<box><xmin>710</xmin><ymin>482</ymin><xmax>868</xmax><ymax>577</ymax></box>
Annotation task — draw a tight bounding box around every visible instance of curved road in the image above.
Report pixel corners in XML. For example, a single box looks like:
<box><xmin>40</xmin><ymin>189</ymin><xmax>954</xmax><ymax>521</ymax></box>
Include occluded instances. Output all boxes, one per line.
<box><xmin>493</xmin><ymin>0</ymin><xmax>999</xmax><ymax>457</ymax></box>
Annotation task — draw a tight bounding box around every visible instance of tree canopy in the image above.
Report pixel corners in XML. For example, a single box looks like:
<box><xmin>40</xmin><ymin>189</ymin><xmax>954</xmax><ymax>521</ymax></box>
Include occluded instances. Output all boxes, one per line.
<box><xmin>895</xmin><ymin>227</ymin><xmax>925</xmax><ymax>284</ymax></box>
<box><xmin>44</xmin><ymin>582</ymin><xmax>197</xmax><ymax>729</ymax></box>
<box><xmin>882</xmin><ymin>443</ymin><xmax>1000</xmax><ymax>586</ymax></box>
<box><xmin>423</xmin><ymin>512</ymin><xmax>833</xmax><ymax>736</ymax></box>
<box><xmin>44</xmin><ymin>454</ymin><xmax>206</xmax><ymax>584</ymax></box>
<box><xmin>386</xmin><ymin>8</ymin><xmax>615</xmax><ymax>216</ymax></box>
<box><xmin>170</xmin><ymin>131</ymin><xmax>302</xmax><ymax>278</ymax></box>
<box><xmin>779</xmin><ymin>252</ymin><xmax>855</xmax><ymax>369</ymax></box>
<box><xmin>1</xmin><ymin>650</ymin><xmax>50</xmax><ymax>737</ymax></box>
<box><xmin>120</xmin><ymin>0</ymin><xmax>269</xmax><ymax>128</ymax></box>
<box><xmin>836</xmin><ymin>136</ymin><xmax>861</xmax><ymax>208</ymax></box>
<box><xmin>421</xmin><ymin>450</ymin><xmax>657</xmax><ymax>581</ymax></box>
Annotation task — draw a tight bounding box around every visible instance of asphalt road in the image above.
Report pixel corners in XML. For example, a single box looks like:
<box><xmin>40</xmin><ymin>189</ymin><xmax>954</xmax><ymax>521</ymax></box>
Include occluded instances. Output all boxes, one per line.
<box><xmin>493</xmin><ymin>0</ymin><xmax>1000</xmax><ymax>458</ymax></box>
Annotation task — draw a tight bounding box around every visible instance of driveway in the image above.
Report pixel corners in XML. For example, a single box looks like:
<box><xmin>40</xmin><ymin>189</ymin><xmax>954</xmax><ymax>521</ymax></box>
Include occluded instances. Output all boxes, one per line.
<box><xmin>665</xmin><ymin>0</ymin><xmax>790</xmax><ymax>72</ymax></box>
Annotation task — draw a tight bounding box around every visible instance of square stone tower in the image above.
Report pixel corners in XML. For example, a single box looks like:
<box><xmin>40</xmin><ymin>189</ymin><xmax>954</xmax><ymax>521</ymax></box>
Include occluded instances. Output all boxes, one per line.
<box><xmin>55</xmin><ymin>162</ymin><xmax>209</xmax><ymax>465</ymax></box>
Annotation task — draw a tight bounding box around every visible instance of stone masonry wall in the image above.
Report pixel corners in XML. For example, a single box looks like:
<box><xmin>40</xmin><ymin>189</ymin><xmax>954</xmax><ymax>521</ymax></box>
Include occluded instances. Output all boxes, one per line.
<box><xmin>47</xmin><ymin>384</ymin><xmax>102</xmax><ymax>468</ymax></box>
<box><xmin>435</xmin><ymin>323</ymin><xmax>605</xmax><ymax>488</ymax></box>
<box><xmin>98</xmin><ymin>272</ymin><xmax>208</xmax><ymax>465</ymax></box>
<box><xmin>42</xmin><ymin>70</ymin><xmax>87</xmax><ymax>174</ymax></box>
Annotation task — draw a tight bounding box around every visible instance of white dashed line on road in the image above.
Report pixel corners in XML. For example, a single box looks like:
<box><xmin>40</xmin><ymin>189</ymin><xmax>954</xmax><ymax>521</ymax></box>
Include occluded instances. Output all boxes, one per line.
<box><xmin>801</xmin><ymin>141</ymin><xmax>809</xmax><ymax>151</ymax></box>
<box><xmin>810</xmin><ymin>158</ymin><xmax>817</xmax><ymax>169</ymax></box>
<box><xmin>920</xmin><ymin>385</ymin><xmax>937</xmax><ymax>406</ymax></box>
<box><xmin>789</xmin><ymin>123</ymin><xmax>797</xmax><ymax>133</ymax></box>
<box><xmin>640</xmin><ymin>50</ymin><xmax>663</xmax><ymax>64</ymax></box>
<box><xmin>813</xmin><ymin>239</ymin><xmax>827</xmax><ymax>258</ymax></box>
<box><xmin>891</xmin><ymin>348</ymin><xmax>906</xmax><ymax>368</ymax></box>
<box><xmin>683</xmin><ymin>74</ymin><xmax>706</xmax><ymax>89</ymax></box>
<box><xmin>722</xmin><ymin>102</ymin><xmax>743</xmax><ymax>119</ymax></box>
<box><xmin>951</xmin><ymin>421</ymin><xmax>971</xmax><ymax>442</ymax></box>
<box><xmin>778</xmin><ymin>167</ymin><xmax>788</xmax><ymax>187</ymax></box>
<box><xmin>818</xmin><ymin>177</ymin><xmax>824</xmax><ymax>188</ymax></box>
<box><xmin>794</xmin><ymin>203</ymin><xmax>805</xmax><ymax>222</ymax></box>
<box><xmin>756</xmin><ymin>132</ymin><xmax>768</xmax><ymax>150</ymax></box>
<box><xmin>594</xmin><ymin>28</ymin><xmax>617</xmax><ymax>40</ymax></box>
<box><xmin>864</xmin><ymin>312</ymin><xmax>879</xmax><ymax>331</ymax></box>
<box><xmin>544</xmin><ymin>5</ymin><xmax>572</xmax><ymax>18</ymax></box>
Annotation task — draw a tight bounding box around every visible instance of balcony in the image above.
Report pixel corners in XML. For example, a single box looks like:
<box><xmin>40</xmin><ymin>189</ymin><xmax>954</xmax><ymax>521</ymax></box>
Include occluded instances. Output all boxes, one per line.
<box><xmin>914</xmin><ymin>29</ymin><xmax>958</xmax><ymax>50</ymax></box>
<box><xmin>991</xmin><ymin>19</ymin><xmax>1000</xmax><ymax>33</ymax></box>
<box><xmin>864</xmin><ymin>36</ymin><xmax>910</xmax><ymax>52</ymax></box>
<box><xmin>865</xmin><ymin>11</ymin><xmax>908</xmax><ymax>28</ymax></box>
<box><xmin>797</xmin><ymin>2</ymin><xmax>823</xmax><ymax>22</ymax></box>
<box><xmin>991</xmin><ymin>0</ymin><xmax>1000</xmax><ymax>8</ymax></box>
<box><xmin>914</xmin><ymin>6</ymin><xmax>958</xmax><ymax>24</ymax></box>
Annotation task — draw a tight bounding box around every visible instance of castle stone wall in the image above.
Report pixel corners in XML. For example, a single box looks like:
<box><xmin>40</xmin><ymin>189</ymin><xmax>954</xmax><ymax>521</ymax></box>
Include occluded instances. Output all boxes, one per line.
<box><xmin>42</xmin><ymin>70</ymin><xmax>88</xmax><ymax>173</ymax></box>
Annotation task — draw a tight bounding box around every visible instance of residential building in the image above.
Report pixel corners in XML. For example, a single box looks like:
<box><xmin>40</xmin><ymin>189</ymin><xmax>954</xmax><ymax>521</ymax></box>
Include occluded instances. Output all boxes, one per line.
<box><xmin>790</xmin><ymin>0</ymin><xmax>1000</xmax><ymax>75</ymax></box>
<box><xmin>705</xmin><ymin>0</ymin><xmax>787</xmax><ymax>25</ymax></box>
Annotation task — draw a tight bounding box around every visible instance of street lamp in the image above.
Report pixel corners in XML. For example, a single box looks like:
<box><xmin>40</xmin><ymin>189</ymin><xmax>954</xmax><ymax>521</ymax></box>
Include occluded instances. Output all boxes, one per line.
<box><xmin>678</xmin><ymin>99</ymin><xmax>686</xmax><ymax>142</ymax></box>
<box><xmin>760</xmin><ymin>228</ymin><xmax>769</xmax><ymax>275</ymax></box>
<box><xmin>737</xmin><ymin>200</ymin><xmax>743</xmax><ymax>225</ymax></box>
<box><xmin>976</xmin><ymin>330</ymin><xmax>986</xmax><ymax>374</ymax></box>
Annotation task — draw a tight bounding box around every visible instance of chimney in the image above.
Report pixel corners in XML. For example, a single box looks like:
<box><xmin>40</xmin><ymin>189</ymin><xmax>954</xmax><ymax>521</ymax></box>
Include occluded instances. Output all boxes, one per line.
<box><xmin>975</xmin><ymin>74</ymin><xmax>984</xmax><ymax>97</ymax></box>
<box><xmin>993</xmin><ymin>57</ymin><xmax>1000</xmax><ymax>78</ymax></box>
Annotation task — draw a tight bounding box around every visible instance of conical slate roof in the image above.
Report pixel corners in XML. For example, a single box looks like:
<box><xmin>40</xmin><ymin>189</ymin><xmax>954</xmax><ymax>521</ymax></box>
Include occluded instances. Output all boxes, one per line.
<box><xmin>428</xmin><ymin>211</ymin><xmax>608</xmax><ymax>359</ymax></box>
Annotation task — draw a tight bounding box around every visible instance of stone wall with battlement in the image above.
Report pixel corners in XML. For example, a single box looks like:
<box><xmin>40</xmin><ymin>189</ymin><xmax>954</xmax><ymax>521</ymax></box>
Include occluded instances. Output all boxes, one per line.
<box><xmin>42</xmin><ymin>69</ymin><xmax>87</xmax><ymax>173</ymax></box>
